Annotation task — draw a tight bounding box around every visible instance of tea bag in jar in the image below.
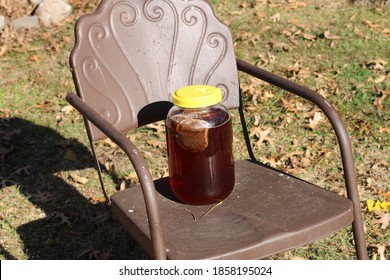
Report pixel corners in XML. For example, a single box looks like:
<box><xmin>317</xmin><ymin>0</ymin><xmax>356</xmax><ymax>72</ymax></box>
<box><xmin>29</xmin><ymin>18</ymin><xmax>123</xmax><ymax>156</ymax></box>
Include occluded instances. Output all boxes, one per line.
<box><xmin>170</xmin><ymin>111</ymin><xmax>211</xmax><ymax>152</ymax></box>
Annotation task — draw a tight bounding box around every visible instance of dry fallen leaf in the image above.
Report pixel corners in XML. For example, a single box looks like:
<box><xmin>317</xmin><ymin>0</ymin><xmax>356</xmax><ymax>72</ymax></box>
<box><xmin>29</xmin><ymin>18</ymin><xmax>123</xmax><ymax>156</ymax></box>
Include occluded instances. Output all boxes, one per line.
<box><xmin>28</xmin><ymin>54</ymin><xmax>41</xmax><ymax>62</ymax></box>
<box><xmin>304</xmin><ymin>112</ymin><xmax>323</xmax><ymax>129</ymax></box>
<box><xmin>374</xmin><ymin>75</ymin><xmax>387</xmax><ymax>84</ymax></box>
<box><xmin>11</xmin><ymin>166</ymin><xmax>31</xmax><ymax>177</ymax></box>
<box><xmin>101</xmin><ymin>138</ymin><xmax>117</xmax><ymax>148</ymax></box>
<box><xmin>88</xmin><ymin>195</ymin><xmax>106</xmax><ymax>205</ymax></box>
<box><xmin>249</xmin><ymin>127</ymin><xmax>274</xmax><ymax>148</ymax></box>
<box><xmin>119</xmin><ymin>181</ymin><xmax>130</xmax><ymax>191</ymax></box>
<box><xmin>365</xmin><ymin>59</ymin><xmax>387</xmax><ymax>70</ymax></box>
<box><xmin>303</xmin><ymin>33</ymin><xmax>317</xmax><ymax>41</ymax></box>
<box><xmin>384</xmin><ymin>191</ymin><xmax>390</xmax><ymax>202</ymax></box>
<box><xmin>379</xmin><ymin>126</ymin><xmax>390</xmax><ymax>134</ymax></box>
<box><xmin>46</xmin><ymin>211</ymin><xmax>73</xmax><ymax>228</ymax></box>
<box><xmin>25</xmin><ymin>100</ymin><xmax>53</xmax><ymax>111</ymax></box>
<box><xmin>270</xmin><ymin>13</ymin><xmax>280</xmax><ymax>23</ymax></box>
<box><xmin>241</xmin><ymin>1</ymin><xmax>250</xmax><ymax>8</ymax></box>
<box><xmin>366</xmin><ymin>177</ymin><xmax>375</xmax><ymax>188</ymax></box>
<box><xmin>235</xmin><ymin>31</ymin><xmax>261</xmax><ymax>47</ymax></box>
<box><xmin>374</xmin><ymin>88</ymin><xmax>389</xmax><ymax>111</ymax></box>
<box><xmin>373</xmin><ymin>211</ymin><xmax>390</xmax><ymax>230</ymax></box>
<box><xmin>317</xmin><ymin>88</ymin><xmax>329</xmax><ymax>98</ymax></box>
<box><xmin>147</xmin><ymin>139</ymin><xmax>165</xmax><ymax>149</ymax></box>
<box><xmin>0</xmin><ymin>178</ymin><xmax>17</xmax><ymax>189</ymax></box>
<box><xmin>376</xmin><ymin>245</ymin><xmax>387</xmax><ymax>260</ymax></box>
<box><xmin>0</xmin><ymin>45</ymin><xmax>8</xmax><ymax>57</ymax></box>
<box><xmin>261</xmin><ymin>154</ymin><xmax>280</xmax><ymax>168</ymax></box>
<box><xmin>29</xmin><ymin>191</ymin><xmax>53</xmax><ymax>203</ymax></box>
<box><xmin>104</xmin><ymin>161</ymin><xmax>116</xmax><ymax>174</ymax></box>
<box><xmin>369</xmin><ymin>244</ymin><xmax>387</xmax><ymax>260</ymax></box>
<box><xmin>382</xmin><ymin>28</ymin><xmax>390</xmax><ymax>37</ymax></box>
<box><xmin>281</xmin><ymin>150</ymin><xmax>309</xmax><ymax>169</ymax></box>
<box><xmin>0</xmin><ymin>108</ymin><xmax>11</xmax><ymax>119</ymax></box>
<box><xmin>255</xmin><ymin>11</ymin><xmax>266</xmax><ymax>21</ymax></box>
<box><xmin>297</xmin><ymin>68</ymin><xmax>311</xmax><ymax>80</ymax></box>
<box><xmin>364</xmin><ymin>20</ymin><xmax>381</xmax><ymax>30</ymax></box>
<box><xmin>375</xmin><ymin>98</ymin><xmax>384</xmax><ymax>111</ymax></box>
<box><xmin>70</xmin><ymin>173</ymin><xmax>89</xmax><ymax>185</ymax></box>
<box><xmin>287</xmin><ymin>1</ymin><xmax>307</xmax><ymax>9</ymax></box>
<box><xmin>61</xmin><ymin>105</ymin><xmax>75</xmax><ymax>114</ymax></box>
<box><xmin>280</xmin><ymin>97</ymin><xmax>306</xmax><ymax>114</ymax></box>
<box><xmin>64</xmin><ymin>149</ymin><xmax>77</xmax><ymax>161</ymax></box>
<box><xmin>323</xmin><ymin>30</ymin><xmax>340</xmax><ymax>40</ymax></box>
<box><xmin>146</xmin><ymin>122</ymin><xmax>166</xmax><ymax>134</ymax></box>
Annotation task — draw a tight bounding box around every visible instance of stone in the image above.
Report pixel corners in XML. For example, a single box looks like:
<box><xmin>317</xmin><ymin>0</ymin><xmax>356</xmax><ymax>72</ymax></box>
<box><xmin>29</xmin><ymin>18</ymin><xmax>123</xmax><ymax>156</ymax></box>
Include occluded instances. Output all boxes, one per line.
<box><xmin>11</xmin><ymin>16</ymin><xmax>41</xmax><ymax>30</ymax></box>
<box><xmin>35</xmin><ymin>0</ymin><xmax>73</xmax><ymax>27</ymax></box>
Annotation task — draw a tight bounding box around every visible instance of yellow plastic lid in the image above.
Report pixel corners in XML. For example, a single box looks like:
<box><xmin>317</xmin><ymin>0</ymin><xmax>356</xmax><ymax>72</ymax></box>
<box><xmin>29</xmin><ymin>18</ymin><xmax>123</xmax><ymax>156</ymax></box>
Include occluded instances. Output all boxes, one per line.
<box><xmin>172</xmin><ymin>85</ymin><xmax>222</xmax><ymax>108</ymax></box>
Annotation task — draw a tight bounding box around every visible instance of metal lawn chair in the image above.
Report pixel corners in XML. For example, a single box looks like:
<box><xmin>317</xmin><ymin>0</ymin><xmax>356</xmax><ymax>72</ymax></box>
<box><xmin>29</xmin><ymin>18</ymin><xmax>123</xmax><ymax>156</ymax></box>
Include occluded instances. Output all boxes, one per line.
<box><xmin>66</xmin><ymin>0</ymin><xmax>368</xmax><ymax>259</ymax></box>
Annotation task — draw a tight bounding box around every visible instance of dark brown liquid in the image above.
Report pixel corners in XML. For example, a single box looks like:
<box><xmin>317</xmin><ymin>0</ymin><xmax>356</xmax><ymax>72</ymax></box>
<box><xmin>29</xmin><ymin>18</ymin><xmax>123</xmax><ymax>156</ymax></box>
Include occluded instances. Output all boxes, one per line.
<box><xmin>166</xmin><ymin>109</ymin><xmax>234</xmax><ymax>205</ymax></box>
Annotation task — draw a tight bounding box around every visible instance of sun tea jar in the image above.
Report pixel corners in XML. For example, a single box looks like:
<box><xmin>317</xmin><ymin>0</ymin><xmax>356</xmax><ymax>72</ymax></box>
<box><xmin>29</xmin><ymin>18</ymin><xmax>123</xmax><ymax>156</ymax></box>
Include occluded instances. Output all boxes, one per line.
<box><xmin>166</xmin><ymin>85</ymin><xmax>235</xmax><ymax>205</ymax></box>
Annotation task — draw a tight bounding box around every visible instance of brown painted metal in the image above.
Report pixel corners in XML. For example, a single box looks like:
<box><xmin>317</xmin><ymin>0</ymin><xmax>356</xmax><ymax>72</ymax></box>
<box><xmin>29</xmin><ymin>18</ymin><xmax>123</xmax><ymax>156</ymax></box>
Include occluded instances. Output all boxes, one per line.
<box><xmin>111</xmin><ymin>159</ymin><xmax>354</xmax><ymax>259</ymax></box>
<box><xmin>67</xmin><ymin>0</ymin><xmax>368</xmax><ymax>259</ymax></box>
<box><xmin>69</xmin><ymin>0</ymin><xmax>240</xmax><ymax>141</ymax></box>
<box><xmin>66</xmin><ymin>92</ymin><xmax>166</xmax><ymax>259</ymax></box>
<box><xmin>236</xmin><ymin>59</ymin><xmax>368</xmax><ymax>260</ymax></box>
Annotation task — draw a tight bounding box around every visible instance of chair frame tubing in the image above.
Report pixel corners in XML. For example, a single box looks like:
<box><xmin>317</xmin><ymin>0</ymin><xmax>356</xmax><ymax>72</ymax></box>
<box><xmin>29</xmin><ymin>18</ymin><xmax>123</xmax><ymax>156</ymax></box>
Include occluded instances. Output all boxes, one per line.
<box><xmin>67</xmin><ymin>56</ymin><xmax>369</xmax><ymax>259</ymax></box>
<box><xmin>66</xmin><ymin>93</ymin><xmax>167</xmax><ymax>259</ymax></box>
<box><xmin>236</xmin><ymin>59</ymin><xmax>368</xmax><ymax>260</ymax></box>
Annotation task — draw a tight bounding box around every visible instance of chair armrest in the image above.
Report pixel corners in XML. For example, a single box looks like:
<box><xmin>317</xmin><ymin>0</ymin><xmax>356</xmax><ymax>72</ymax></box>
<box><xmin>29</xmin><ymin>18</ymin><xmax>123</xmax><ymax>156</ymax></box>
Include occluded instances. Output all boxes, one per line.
<box><xmin>236</xmin><ymin>59</ymin><xmax>355</xmax><ymax>193</ymax></box>
<box><xmin>65</xmin><ymin>92</ymin><xmax>166</xmax><ymax>260</ymax></box>
<box><xmin>236</xmin><ymin>59</ymin><xmax>368</xmax><ymax>259</ymax></box>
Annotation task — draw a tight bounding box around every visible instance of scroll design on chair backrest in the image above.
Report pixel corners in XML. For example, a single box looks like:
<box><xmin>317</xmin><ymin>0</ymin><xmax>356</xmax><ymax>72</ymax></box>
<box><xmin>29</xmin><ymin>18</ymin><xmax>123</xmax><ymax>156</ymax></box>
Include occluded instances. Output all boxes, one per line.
<box><xmin>71</xmin><ymin>0</ymin><xmax>239</xmax><ymax>141</ymax></box>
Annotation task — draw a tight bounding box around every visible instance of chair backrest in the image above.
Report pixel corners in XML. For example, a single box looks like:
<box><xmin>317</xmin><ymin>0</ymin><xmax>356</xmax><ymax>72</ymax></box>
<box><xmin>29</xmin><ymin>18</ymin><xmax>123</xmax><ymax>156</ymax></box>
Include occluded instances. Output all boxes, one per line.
<box><xmin>70</xmin><ymin>0</ymin><xmax>240</xmax><ymax>141</ymax></box>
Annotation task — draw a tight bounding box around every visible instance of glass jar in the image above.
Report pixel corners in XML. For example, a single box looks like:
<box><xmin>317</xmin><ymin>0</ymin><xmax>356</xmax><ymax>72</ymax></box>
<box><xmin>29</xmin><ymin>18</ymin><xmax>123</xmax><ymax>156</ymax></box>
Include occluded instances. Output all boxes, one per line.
<box><xmin>166</xmin><ymin>85</ymin><xmax>235</xmax><ymax>205</ymax></box>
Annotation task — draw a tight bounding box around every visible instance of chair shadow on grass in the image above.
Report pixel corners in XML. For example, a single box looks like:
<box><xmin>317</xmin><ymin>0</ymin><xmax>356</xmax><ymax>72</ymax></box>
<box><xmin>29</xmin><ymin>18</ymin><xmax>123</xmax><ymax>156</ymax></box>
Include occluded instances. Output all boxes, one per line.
<box><xmin>0</xmin><ymin>118</ymin><xmax>149</xmax><ymax>259</ymax></box>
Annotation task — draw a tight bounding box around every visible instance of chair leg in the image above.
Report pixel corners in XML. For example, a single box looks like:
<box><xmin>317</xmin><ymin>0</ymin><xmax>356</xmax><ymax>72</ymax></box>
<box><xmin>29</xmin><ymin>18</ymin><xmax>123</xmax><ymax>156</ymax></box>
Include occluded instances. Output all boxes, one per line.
<box><xmin>87</xmin><ymin>127</ymin><xmax>111</xmax><ymax>206</ymax></box>
<box><xmin>352</xmin><ymin>216</ymin><xmax>369</xmax><ymax>259</ymax></box>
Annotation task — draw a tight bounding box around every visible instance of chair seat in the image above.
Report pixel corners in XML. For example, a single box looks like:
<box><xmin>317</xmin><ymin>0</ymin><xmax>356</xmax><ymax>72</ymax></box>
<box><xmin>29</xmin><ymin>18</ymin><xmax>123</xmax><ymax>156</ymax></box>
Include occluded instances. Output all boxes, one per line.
<box><xmin>111</xmin><ymin>159</ymin><xmax>353</xmax><ymax>259</ymax></box>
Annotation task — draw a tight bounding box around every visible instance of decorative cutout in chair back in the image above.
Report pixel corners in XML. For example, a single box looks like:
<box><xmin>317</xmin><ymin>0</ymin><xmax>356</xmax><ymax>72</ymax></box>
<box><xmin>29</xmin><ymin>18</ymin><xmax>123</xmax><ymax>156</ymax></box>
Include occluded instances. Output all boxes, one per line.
<box><xmin>70</xmin><ymin>0</ymin><xmax>239</xmax><ymax>140</ymax></box>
